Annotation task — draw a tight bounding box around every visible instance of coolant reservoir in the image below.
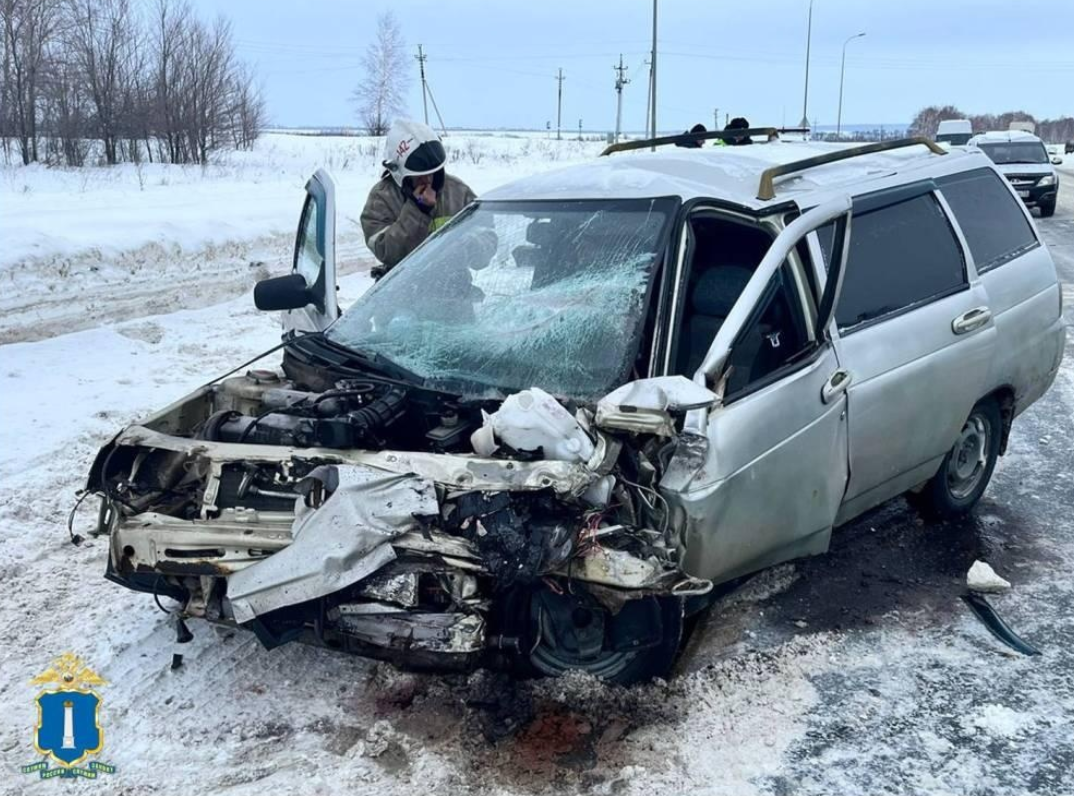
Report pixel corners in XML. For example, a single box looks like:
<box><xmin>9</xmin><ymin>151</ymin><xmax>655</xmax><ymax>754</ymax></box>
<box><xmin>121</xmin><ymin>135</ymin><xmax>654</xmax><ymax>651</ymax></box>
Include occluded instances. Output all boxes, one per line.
<box><xmin>217</xmin><ymin>369</ymin><xmax>294</xmax><ymax>415</ymax></box>
<box><xmin>472</xmin><ymin>387</ymin><xmax>594</xmax><ymax>462</ymax></box>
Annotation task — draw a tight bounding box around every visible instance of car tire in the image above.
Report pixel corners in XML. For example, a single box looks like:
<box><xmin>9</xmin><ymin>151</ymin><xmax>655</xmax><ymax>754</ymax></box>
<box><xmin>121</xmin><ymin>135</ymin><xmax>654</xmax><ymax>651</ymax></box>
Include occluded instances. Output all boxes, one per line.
<box><xmin>1039</xmin><ymin>199</ymin><xmax>1056</xmax><ymax>218</ymax></box>
<box><xmin>524</xmin><ymin>586</ymin><xmax>684</xmax><ymax>685</ymax></box>
<box><xmin>911</xmin><ymin>398</ymin><xmax>1002</xmax><ymax>520</ymax></box>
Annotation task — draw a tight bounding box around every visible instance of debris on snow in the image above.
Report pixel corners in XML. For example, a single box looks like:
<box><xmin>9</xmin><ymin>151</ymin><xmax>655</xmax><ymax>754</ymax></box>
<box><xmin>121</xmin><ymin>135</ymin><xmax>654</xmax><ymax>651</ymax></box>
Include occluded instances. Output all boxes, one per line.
<box><xmin>967</xmin><ymin>560</ymin><xmax>1011</xmax><ymax>593</ymax></box>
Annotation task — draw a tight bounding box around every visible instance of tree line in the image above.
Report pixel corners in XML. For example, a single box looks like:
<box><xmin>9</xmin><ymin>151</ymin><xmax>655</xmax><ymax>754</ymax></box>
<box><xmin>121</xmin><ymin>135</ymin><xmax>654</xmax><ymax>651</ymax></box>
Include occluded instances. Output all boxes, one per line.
<box><xmin>1</xmin><ymin>0</ymin><xmax>264</xmax><ymax>167</ymax></box>
<box><xmin>909</xmin><ymin>105</ymin><xmax>1074</xmax><ymax>143</ymax></box>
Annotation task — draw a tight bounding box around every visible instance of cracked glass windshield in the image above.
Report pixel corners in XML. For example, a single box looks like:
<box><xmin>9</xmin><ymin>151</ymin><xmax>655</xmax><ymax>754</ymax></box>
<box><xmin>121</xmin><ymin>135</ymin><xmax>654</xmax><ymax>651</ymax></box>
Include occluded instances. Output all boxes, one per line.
<box><xmin>327</xmin><ymin>199</ymin><xmax>676</xmax><ymax>398</ymax></box>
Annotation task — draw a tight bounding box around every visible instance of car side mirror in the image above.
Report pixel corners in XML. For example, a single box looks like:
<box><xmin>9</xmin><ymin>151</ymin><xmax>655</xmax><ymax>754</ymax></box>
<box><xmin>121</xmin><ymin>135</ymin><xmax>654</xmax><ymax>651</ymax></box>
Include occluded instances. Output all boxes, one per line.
<box><xmin>1051</xmin><ymin>156</ymin><xmax>1063</xmax><ymax>165</ymax></box>
<box><xmin>254</xmin><ymin>273</ymin><xmax>317</xmax><ymax>312</ymax></box>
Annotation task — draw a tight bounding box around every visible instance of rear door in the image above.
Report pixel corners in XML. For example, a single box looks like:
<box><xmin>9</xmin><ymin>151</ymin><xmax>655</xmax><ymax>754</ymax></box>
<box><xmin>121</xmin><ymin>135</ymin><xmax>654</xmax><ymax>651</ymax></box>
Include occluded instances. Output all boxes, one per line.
<box><xmin>284</xmin><ymin>169</ymin><xmax>339</xmax><ymax>334</ymax></box>
<box><xmin>667</xmin><ymin>198</ymin><xmax>855</xmax><ymax>584</ymax></box>
<box><xmin>820</xmin><ymin>182</ymin><xmax>997</xmax><ymax>523</ymax></box>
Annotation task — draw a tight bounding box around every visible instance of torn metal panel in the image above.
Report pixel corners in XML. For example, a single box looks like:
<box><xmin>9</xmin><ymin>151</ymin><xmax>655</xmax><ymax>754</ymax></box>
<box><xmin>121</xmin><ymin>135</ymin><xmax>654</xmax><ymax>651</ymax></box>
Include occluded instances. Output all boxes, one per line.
<box><xmin>596</xmin><ymin>376</ymin><xmax>717</xmax><ymax>436</ymax></box>
<box><xmin>112</xmin><ymin>509</ymin><xmax>294</xmax><ymax>576</ymax></box>
<box><xmin>334</xmin><ymin>610</ymin><xmax>485</xmax><ymax>653</ymax></box>
<box><xmin>113</xmin><ymin>426</ymin><xmax>595</xmax><ymax>495</ymax></box>
<box><xmin>659</xmin><ymin>432</ymin><xmax>710</xmax><ymax>493</ymax></box>
<box><xmin>356</xmin><ymin>571</ymin><xmax>420</xmax><ymax>608</ymax></box>
<box><xmin>226</xmin><ymin>465</ymin><xmax>439</xmax><ymax>624</ymax></box>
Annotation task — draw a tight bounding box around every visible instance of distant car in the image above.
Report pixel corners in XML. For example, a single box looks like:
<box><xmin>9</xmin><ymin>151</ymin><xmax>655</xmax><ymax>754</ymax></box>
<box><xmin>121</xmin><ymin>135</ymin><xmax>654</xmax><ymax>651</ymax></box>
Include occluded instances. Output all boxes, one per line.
<box><xmin>1066</xmin><ymin>141</ymin><xmax>1074</xmax><ymax>155</ymax></box>
<box><xmin>936</xmin><ymin>119</ymin><xmax>973</xmax><ymax>146</ymax></box>
<box><xmin>970</xmin><ymin>130</ymin><xmax>1059</xmax><ymax>217</ymax></box>
<box><xmin>88</xmin><ymin>134</ymin><xmax>1065</xmax><ymax>684</ymax></box>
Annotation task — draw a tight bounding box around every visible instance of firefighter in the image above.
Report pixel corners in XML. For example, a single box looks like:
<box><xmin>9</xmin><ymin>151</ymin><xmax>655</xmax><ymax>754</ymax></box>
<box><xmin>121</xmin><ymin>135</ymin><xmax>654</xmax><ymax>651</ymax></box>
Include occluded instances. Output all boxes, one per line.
<box><xmin>361</xmin><ymin>119</ymin><xmax>477</xmax><ymax>277</ymax></box>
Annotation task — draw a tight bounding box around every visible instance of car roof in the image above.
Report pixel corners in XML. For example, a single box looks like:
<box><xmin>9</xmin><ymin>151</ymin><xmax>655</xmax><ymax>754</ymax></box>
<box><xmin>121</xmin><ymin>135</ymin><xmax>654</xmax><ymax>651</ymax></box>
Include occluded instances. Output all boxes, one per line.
<box><xmin>969</xmin><ymin>130</ymin><xmax>1043</xmax><ymax>144</ymax></box>
<box><xmin>481</xmin><ymin>141</ymin><xmax>992</xmax><ymax>212</ymax></box>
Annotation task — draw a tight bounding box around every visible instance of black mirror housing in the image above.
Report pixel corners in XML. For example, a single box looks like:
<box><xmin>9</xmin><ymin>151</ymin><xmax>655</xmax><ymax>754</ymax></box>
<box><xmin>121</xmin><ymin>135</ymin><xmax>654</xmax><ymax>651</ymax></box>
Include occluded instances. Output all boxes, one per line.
<box><xmin>254</xmin><ymin>273</ymin><xmax>315</xmax><ymax>312</ymax></box>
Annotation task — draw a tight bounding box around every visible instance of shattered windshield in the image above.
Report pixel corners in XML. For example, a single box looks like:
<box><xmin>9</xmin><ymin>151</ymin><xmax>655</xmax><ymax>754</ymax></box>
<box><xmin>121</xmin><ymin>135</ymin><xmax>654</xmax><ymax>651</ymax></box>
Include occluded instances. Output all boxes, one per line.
<box><xmin>977</xmin><ymin>141</ymin><xmax>1048</xmax><ymax>165</ymax></box>
<box><xmin>327</xmin><ymin>198</ymin><xmax>676</xmax><ymax>399</ymax></box>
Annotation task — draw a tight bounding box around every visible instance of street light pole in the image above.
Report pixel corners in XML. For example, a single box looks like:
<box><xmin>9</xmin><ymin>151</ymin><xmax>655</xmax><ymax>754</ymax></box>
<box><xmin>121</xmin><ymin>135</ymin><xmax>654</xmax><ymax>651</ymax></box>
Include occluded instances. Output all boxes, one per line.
<box><xmin>650</xmin><ymin>0</ymin><xmax>658</xmax><ymax>149</ymax></box>
<box><xmin>837</xmin><ymin>32</ymin><xmax>866</xmax><ymax>138</ymax></box>
<box><xmin>799</xmin><ymin>0</ymin><xmax>813</xmax><ymax>130</ymax></box>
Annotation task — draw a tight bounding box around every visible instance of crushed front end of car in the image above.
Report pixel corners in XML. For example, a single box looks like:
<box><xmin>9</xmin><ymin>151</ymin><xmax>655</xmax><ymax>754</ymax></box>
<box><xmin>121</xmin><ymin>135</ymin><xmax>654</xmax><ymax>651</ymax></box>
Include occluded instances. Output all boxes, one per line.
<box><xmin>87</xmin><ymin>363</ymin><xmax>714</xmax><ymax>683</ymax></box>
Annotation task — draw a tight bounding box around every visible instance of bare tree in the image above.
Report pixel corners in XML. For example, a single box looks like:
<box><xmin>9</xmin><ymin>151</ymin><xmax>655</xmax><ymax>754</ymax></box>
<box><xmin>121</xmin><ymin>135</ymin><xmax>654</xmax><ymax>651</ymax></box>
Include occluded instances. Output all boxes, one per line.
<box><xmin>2</xmin><ymin>0</ymin><xmax>62</xmax><ymax>164</ymax></box>
<box><xmin>908</xmin><ymin>105</ymin><xmax>965</xmax><ymax>139</ymax></box>
<box><xmin>352</xmin><ymin>11</ymin><xmax>408</xmax><ymax>136</ymax></box>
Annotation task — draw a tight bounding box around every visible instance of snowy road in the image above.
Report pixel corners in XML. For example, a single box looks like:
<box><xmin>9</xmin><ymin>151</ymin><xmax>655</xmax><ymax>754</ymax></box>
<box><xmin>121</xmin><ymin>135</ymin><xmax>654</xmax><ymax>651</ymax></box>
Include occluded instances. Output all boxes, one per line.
<box><xmin>0</xmin><ymin>183</ymin><xmax>1072</xmax><ymax>796</ymax></box>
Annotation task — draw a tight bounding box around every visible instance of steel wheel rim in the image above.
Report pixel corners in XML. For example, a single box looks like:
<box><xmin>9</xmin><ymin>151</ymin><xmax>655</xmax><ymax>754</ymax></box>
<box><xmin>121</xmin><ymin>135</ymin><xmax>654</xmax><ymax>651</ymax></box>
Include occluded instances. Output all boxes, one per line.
<box><xmin>947</xmin><ymin>414</ymin><xmax>989</xmax><ymax>500</ymax></box>
<box><xmin>529</xmin><ymin>594</ymin><xmax>638</xmax><ymax>679</ymax></box>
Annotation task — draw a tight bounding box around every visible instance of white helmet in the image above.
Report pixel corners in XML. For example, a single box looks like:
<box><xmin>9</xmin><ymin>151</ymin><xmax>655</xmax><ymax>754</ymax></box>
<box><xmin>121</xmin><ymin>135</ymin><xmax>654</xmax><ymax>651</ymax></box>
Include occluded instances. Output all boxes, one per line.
<box><xmin>382</xmin><ymin>119</ymin><xmax>446</xmax><ymax>188</ymax></box>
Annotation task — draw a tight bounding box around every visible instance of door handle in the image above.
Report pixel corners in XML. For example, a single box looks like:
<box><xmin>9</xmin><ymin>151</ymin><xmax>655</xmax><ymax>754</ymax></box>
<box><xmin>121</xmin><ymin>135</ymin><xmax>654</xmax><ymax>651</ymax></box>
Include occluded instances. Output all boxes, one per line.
<box><xmin>952</xmin><ymin>306</ymin><xmax>992</xmax><ymax>335</ymax></box>
<box><xmin>821</xmin><ymin>368</ymin><xmax>852</xmax><ymax>404</ymax></box>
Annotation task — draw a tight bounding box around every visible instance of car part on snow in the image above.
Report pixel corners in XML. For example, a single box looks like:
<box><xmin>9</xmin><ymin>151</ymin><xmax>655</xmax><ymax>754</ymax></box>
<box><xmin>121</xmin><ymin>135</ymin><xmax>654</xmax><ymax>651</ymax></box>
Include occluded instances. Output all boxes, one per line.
<box><xmin>966</xmin><ymin>560</ymin><xmax>1011</xmax><ymax>593</ymax></box>
<box><xmin>962</xmin><ymin>592</ymin><xmax>1041</xmax><ymax>656</ymax></box>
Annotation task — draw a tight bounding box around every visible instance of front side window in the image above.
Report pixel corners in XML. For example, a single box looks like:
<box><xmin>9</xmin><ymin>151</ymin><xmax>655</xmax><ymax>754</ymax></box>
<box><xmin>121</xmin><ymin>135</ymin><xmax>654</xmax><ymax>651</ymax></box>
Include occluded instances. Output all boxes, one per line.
<box><xmin>294</xmin><ymin>196</ymin><xmax>322</xmax><ymax>287</ymax></box>
<box><xmin>834</xmin><ymin>193</ymin><xmax>966</xmax><ymax>332</ymax></box>
<box><xmin>327</xmin><ymin>198</ymin><xmax>676</xmax><ymax>399</ymax></box>
<box><xmin>976</xmin><ymin>141</ymin><xmax>1049</xmax><ymax>165</ymax></box>
<box><xmin>939</xmin><ymin>169</ymin><xmax>1038</xmax><ymax>273</ymax></box>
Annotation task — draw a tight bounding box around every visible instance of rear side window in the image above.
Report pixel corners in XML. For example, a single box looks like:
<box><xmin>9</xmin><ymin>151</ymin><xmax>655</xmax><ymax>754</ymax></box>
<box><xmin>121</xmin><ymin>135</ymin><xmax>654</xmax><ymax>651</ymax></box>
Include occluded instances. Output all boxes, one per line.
<box><xmin>834</xmin><ymin>193</ymin><xmax>966</xmax><ymax>332</ymax></box>
<box><xmin>938</xmin><ymin>168</ymin><xmax>1037</xmax><ymax>274</ymax></box>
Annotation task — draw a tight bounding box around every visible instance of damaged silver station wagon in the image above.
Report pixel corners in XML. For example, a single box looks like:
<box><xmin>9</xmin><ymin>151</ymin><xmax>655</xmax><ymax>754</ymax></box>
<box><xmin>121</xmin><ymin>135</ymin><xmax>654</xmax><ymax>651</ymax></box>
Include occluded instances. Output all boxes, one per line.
<box><xmin>89</xmin><ymin>129</ymin><xmax>1065</xmax><ymax>684</ymax></box>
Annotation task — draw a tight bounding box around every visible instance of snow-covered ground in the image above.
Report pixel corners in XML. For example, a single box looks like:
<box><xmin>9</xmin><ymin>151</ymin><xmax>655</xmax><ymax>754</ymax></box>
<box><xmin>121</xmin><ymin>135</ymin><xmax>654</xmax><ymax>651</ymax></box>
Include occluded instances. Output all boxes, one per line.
<box><xmin>1</xmin><ymin>134</ymin><xmax>1073</xmax><ymax>796</ymax></box>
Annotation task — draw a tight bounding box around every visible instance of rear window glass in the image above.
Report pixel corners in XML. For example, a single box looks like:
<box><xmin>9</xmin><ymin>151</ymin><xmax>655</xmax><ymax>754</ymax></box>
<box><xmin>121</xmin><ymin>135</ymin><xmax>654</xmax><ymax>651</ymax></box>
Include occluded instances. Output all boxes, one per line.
<box><xmin>832</xmin><ymin>193</ymin><xmax>967</xmax><ymax>332</ymax></box>
<box><xmin>938</xmin><ymin>168</ymin><xmax>1037</xmax><ymax>273</ymax></box>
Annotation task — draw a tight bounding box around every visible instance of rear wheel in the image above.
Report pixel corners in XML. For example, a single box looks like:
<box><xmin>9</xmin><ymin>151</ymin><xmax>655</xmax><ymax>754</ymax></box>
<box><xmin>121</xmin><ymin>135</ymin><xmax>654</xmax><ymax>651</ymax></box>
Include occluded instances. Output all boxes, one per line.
<box><xmin>525</xmin><ymin>586</ymin><xmax>683</xmax><ymax>685</ymax></box>
<box><xmin>1039</xmin><ymin>199</ymin><xmax>1056</xmax><ymax>218</ymax></box>
<box><xmin>911</xmin><ymin>398</ymin><xmax>1002</xmax><ymax>520</ymax></box>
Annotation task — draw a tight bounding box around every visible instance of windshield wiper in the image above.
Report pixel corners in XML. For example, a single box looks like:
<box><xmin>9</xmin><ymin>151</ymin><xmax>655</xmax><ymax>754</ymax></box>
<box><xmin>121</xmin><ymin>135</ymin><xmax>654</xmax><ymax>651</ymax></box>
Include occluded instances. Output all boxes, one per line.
<box><xmin>294</xmin><ymin>334</ymin><xmax>426</xmax><ymax>386</ymax></box>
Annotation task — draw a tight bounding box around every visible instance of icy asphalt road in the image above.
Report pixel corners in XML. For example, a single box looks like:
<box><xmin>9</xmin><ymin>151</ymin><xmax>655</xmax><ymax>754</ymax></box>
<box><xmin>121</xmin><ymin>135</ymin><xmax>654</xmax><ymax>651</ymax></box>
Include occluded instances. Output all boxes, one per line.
<box><xmin>0</xmin><ymin>185</ymin><xmax>1071</xmax><ymax>796</ymax></box>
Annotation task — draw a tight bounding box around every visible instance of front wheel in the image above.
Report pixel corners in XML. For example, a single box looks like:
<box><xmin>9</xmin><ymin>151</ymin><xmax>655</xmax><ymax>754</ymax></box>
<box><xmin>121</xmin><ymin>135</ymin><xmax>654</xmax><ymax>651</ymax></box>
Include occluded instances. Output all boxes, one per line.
<box><xmin>525</xmin><ymin>586</ymin><xmax>683</xmax><ymax>685</ymax></box>
<box><xmin>1039</xmin><ymin>199</ymin><xmax>1056</xmax><ymax>218</ymax></box>
<box><xmin>911</xmin><ymin>398</ymin><xmax>1002</xmax><ymax>520</ymax></box>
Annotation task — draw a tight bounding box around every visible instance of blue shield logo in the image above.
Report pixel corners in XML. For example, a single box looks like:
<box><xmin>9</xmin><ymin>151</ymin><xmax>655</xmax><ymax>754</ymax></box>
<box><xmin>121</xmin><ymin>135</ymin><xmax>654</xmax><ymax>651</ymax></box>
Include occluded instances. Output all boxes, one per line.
<box><xmin>35</xmin><ymin>690</ymin><xmax>103</xmax><ymax>767</ymax></box>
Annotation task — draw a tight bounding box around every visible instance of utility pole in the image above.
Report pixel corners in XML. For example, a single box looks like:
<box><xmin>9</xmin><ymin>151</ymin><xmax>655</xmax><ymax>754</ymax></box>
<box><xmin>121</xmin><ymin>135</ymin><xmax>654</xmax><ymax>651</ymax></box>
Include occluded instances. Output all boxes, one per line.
<box><xmin>578</xmin><ymin>118</ymin><xmax>583</xmax><ymax>141</ymax></box>
<box><xmin>415</xmin><ymin>45</ymin><xmax>429</xmax><ymax>125</ymax></box>
<box><xmin>837</xmin><ymin>32</ymin><xmax>866</xmax><ymax>138</ymax></box>
<box><xmin>556</xmin><ymin>68</ymin><xmax>565</xmax><ymax>141</ymax></box>
<box><xmin>713</xmin><ymin>107</ymin><xmax>719</xmax><ymax>131</ymax></box>
<box><xmin>613</xmin><ymin>54</ymin><xmax>629</xmax><ymax>143</ymax></box>
<box><xmin>650</xmin><ymin>0</ymin><xmax>658</xmax><ymax>148</ymax></box>
<box><xmin>799</xmin><ymin>0</ymin><xmax>814</xmax><ymax>130</ymax></box>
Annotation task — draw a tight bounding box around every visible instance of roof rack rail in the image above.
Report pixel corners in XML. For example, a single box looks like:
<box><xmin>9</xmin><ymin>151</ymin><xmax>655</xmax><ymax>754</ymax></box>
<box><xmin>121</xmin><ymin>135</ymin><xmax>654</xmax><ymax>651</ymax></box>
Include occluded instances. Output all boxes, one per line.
<box><xmin>755</xmin><ymin>137</ymin><xmax>947</xmax><ymax>201</ymax></box>
<box><xmin>600</xmin><ymin>127</ymin><xmax>810</xmax><ymax>157</ymax></box>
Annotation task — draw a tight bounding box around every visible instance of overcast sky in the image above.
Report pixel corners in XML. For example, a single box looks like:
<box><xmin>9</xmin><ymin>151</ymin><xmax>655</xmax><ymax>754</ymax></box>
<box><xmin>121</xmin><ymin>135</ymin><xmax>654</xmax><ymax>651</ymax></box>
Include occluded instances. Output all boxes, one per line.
<box><xmin>190</xmin><ymin>0</ymin><xmax>1074</xmax><ymax>132</ymax></box>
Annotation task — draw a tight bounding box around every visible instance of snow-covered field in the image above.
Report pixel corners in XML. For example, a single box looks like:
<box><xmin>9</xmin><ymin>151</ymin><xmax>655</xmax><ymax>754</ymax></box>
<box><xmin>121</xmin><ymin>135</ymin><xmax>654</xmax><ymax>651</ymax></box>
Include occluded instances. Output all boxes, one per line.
<box><xmin>0</xmin><ymin>132</ymin><xmax>605</xmax><ymax>343</ymax></box>
<box><xmin>1</xmin><ymin>133</ymin><xmax>1073</xmax><ymax>795</ymax></box>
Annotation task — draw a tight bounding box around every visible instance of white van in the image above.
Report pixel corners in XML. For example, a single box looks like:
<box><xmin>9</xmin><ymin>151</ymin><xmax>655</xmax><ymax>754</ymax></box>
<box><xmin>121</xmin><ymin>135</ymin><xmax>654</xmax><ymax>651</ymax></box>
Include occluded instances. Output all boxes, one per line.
<box><xmin>936</xmin><ymin>119</ymin><xmax>973</xmax><ymax>146</ymax></box>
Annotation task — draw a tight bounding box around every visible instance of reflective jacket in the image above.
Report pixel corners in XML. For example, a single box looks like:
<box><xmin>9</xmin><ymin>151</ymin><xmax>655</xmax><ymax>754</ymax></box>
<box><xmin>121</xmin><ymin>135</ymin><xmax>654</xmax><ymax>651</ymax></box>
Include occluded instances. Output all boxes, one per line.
<box><xmin>360</xmin><ymin>174</ymin><xmax>476</xmax><ymax>271</ymax></box>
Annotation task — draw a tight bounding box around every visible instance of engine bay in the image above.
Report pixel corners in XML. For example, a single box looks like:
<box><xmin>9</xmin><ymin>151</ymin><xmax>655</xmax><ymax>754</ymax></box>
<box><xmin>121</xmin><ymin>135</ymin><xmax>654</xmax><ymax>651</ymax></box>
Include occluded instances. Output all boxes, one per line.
<box><xmin>89</xmin><ymin>347</ymin><xmax>717</xmax><ymax>681</ymax></box>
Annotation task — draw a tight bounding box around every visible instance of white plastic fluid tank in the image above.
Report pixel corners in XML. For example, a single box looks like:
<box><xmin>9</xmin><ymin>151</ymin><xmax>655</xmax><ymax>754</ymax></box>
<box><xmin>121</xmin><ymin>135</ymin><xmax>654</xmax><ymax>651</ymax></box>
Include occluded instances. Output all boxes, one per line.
<box><xmin>475</xmin><ymin>387</ymin><xmax>595</xmax><ymax>462</ymax></box>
